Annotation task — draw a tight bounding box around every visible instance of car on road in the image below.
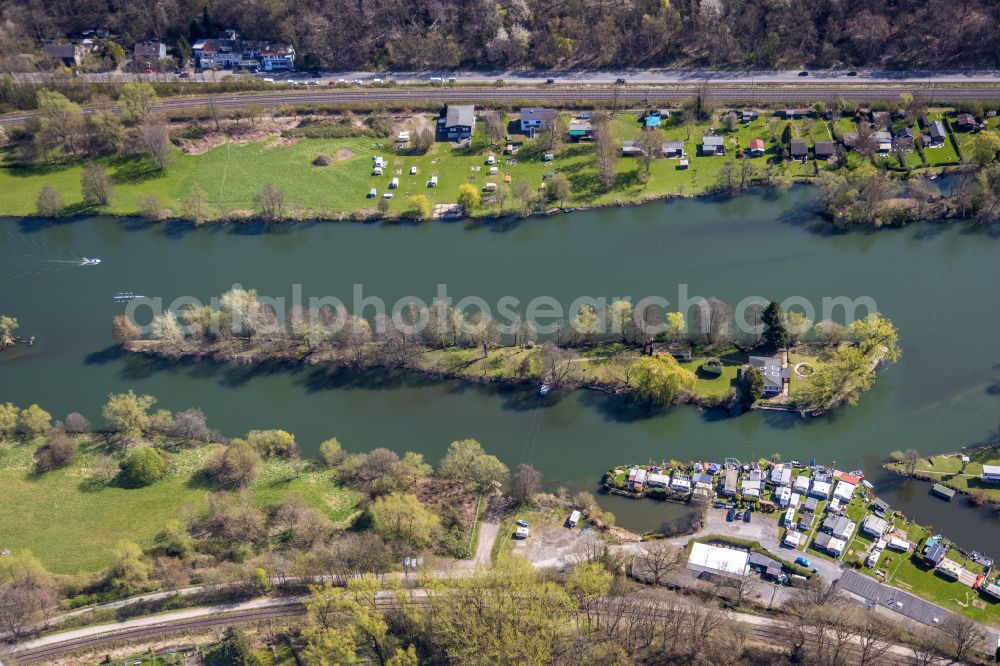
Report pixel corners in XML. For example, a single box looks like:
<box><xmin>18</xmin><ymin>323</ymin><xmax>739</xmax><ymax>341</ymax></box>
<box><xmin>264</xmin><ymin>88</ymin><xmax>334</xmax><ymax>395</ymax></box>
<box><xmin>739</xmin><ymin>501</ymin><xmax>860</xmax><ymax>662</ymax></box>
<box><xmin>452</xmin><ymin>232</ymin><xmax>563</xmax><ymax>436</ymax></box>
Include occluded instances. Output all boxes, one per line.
<box><xmin>372</xmin><ymin>77</ymin><xmax>384</xmax><ymax>83</ymax></box>
<box><xmin>726</xmin><ymin>509</ymin><xmax>735</xmax><ymax>522</ymax></box>
<box><xmin>795</xmin><ymin>556</ymin><xmax>811</xmax><ymax>568</ymax></box>
<box><xmin>178</xmin><ymin>71</ymin><xmax>189</xmax><ymax>78</ymax></box>
<box><xmin>516</xmin><ymin>519</ymin><xmax>529</xmax><ymax>527</ymax></box>
<box><xmin>615</xmin><ymin>78</ymin><xmax>627</xmax><ymax>84</ymax></box>
<box><xmin>352</xmin><ymin>78</ymin><xmax>364</xmax><ymax>85</ymax></box>
<box><xmin>263</xmin><ymin>78</ymin><xmax>274</xmax><ymax>83</ymax></box>
<box><xmin>546</xmin><ymin>78</ymin><xmax>555</xmax><ymax>84</ymax></box>
<box><xmin>743</xmin><ymin>510</ymin><xmax>751</xmax><ymax>523</ymax></box>
<box><xmin>734</xmin><ymin>511</ymin><xmax>743</xmax><ymax>521</ymax></box>
<box><xmin>143</xmin><ymin>67</ymin><xmax>153</xmax><ymax>74</ymax></box>
<box><xmin>847</xmin><ymin>70</ymin><xmax>858</xmax><ymax>76</ymax></box>
<box><xmin>798</xmin><ymin>71</ymin><xmax>809</xmax><ymax>76</ymax></box>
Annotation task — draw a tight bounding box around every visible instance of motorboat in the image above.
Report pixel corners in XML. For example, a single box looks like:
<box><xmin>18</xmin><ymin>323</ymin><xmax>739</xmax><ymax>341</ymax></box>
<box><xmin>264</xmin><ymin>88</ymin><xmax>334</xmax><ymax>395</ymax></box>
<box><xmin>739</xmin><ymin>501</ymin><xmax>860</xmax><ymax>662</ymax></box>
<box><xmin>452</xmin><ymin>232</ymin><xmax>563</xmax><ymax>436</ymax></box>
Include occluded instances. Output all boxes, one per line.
<box><xmin>113</xmin><ymin>291</ymin><xmax>143</xmax><ymax>303</ymax></box>
<box><xmin>81</xmin><ymin>258</ymin><xmax>101</xmax><ymax>266</ymax></box>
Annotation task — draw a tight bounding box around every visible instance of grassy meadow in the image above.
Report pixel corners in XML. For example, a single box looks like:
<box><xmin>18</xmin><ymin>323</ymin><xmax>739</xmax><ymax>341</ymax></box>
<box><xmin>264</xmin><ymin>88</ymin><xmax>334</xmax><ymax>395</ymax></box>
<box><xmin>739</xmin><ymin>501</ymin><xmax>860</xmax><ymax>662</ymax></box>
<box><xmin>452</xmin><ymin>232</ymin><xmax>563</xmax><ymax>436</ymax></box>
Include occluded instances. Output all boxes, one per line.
<box><xmin>0</xmin><ymin>436</ymin><xmax>359</xmax><ymax>574</ymax></box>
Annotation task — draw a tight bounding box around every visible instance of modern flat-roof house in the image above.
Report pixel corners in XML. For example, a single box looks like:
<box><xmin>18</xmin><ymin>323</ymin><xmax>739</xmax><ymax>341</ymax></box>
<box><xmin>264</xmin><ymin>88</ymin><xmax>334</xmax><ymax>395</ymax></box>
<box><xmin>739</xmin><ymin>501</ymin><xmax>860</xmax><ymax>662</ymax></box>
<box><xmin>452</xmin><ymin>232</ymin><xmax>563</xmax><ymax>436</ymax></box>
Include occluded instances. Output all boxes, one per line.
<box><xmin>790</xmin><ymin>140</ymin><xmax>808</xmax><ymax>159</ymax></box>
<box><xmin>777</xmin><ymin>487</ymin><xmax>792</xmax><ymax>507</ymax></box>
<box><xmin>983</xmin><ymin>582</ymin><xmax>1000</xmax><ymax>600</ymax></box>
<box><xmin>810</xmin><ymin>480</ymin><xmax>832</xmax><ymax>499</ymax></box>
<box><xmin>567</xmin><ymin>119</ymin><xmax>594</xmax><ymax>140</ymax></box>
<box><xmin>748</xmin><ymin>138</ymin><xmax>765</xmax><ymax>156</ymax></box>
<box><xmin>701</xmin><ymin>135</ymin><xmax>725</xmax><ymax>155</ymax></box>
<box><xmin>722</xmin><ymin>469</ymin><xmax>738</xmax><ymax>496</ymax></box>
<box><xmin>798</xmin><ymin>512</ymin><xmax>815</xmax><ymax>531</ymax></box>
<box><xmin>622</xmin><ymin>140</ymin><xmax>645</xmax><ymax>156</ymax></box>
<box><xmin>439</xmin><ymin>105</ymin><xmax>476</xmax><ymax>140</ymax></box>
<box><xmin>955</xmin><ymin>113</ymin><xmax>977</xmax><ymax>131</ymax></box>
<box><xmin>687</xmin><ymin>542</ymin><xmax>750</xmax><ymax>579</ymax></box>
<box><xmin>814</xmin><ymin>141</ymin><xmax>835</xmax><ymax>159</ymax></box>
<box><xmin>662</xmin><ymin>141</ymin><xmax>685</xmax><ymax>159</ymax></box>
<box><xmin>861</xmin><ymin>515</ymin><xmax>889</xmax><ymax>538</ymax></box>
<box><xmin>833</xmin><ymin>480</ymin><xmax>856</xmax><ymax>503</ymax></box>
<box><xmin>926</xmin><ymin>121</ymin><xmax>946</xmax><ymax>147</ymax></box>
<box><xmin>982</xmin><ymin>465</ymin><xmax>1000</xmax><ymax>483</ymax></box>
<box><xmin>670</xmin><ymin>473</ymin><xmax>692</xmax><ymax>493</ymax></box>
<box><xmin>936</xmin><ymin>558</ymin><xmax>965</xmax><ymax>580</ymax></box>
<box><xmin>133</xmin><ymin>41</ymin><xmax>167</xmax><ymax>61</ymax></box>
<box><xmin>628</xmin><ymin>467</ymin><xmax>647</xmax><ymax>489</ymax></box>
<box><xmin>193</xmin><ymin>31</ymin><xmax>294</xmax><ymax>71</ymax></box>
<box><xmin>783</xmin><ymin>530</ymin><xmax>802</xmax><ymax>548</ymax></box>
<box><xmin>794</xmin><ymin>475</ymin><xmax>810</xmax><ymax>493</ymax></box>
<box><xmin>520</xmin><ymin>107</ymin><xmax>557</xmax><ymax>136</ymax></box>
<box><xmin>803</xmin><ymin>496</ymin><xmax>819</xmax><ymax>512</ymax></box>
<box><xmin>748</xmin><ymin>356</ymin><xmax>786</xmax><ymax>396</ymax></box>
<box><xmin>814</xmin><ymin>532</ymin><xmax>846</xmax><ymax>556</ymax></box>
<box><xmin>872</xmin><ymin>498</ymin><xmax>891</xmax><ymax>516</ymax></box>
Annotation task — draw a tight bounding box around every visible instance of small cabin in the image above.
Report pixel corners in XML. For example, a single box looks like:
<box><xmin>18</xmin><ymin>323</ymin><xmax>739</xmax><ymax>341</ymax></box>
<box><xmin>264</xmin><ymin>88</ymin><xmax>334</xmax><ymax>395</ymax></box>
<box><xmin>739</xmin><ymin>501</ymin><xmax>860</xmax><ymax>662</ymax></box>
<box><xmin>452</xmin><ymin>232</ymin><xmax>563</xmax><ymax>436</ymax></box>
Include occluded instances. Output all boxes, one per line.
<box><xmin>372</xmin><ymin>167</ymin><xmax>383</xmax><ymax>176</ymax></box>
<box><xmin>409</xmin><ymin>166</ymin><xmax>417</xmax><ymax>175</ymax></box>
<box><xmin>483</xmin><ymin>182</ymin><xmax>498</xmax><ymax>192</ymax></box>
<box><xmin>488</xmin><ymin>166</ymin><xmax>499</xmax><ymax>175</ymax></box>
<box><xmin>367</xmin><ymin>188</ymin><xmax>377</xmax><ymax>198</ymax></box>
<box><xmin>568</xmin><ymin>510</ymin><xmax>581</xmax><ymax>527</ymax></box>
<box><xmin>389</xmin><ymin>177</ymin><xmax>399</xmax><ymax>189</ymax></box>
<box><xmin>515</xmin><ymin>526</ymin><xmax>530</xmax><ymax>539</ymax></box>
<box><xmin>428</xmin><ymin>176</ymin><xmax>438</xmax><ymax>187</ymax></box>
<box><xmin>382</xmin><ymin>192</ymin><xmax>393</xmax><ymax>199</ymax></box>
<box><xmin>486</xmin><ymin>154</ymin><xmax>496</xmax><ymax>165</ymax></box>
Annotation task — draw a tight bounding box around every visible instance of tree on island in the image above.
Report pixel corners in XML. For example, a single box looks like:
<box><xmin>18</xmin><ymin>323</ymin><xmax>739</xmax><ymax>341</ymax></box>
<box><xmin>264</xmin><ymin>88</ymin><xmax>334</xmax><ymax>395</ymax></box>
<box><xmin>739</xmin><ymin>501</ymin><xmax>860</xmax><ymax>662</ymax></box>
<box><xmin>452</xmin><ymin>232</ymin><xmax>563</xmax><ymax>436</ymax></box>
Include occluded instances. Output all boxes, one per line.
<box><xmin>740</xmin><ymin>366</ymin><xmax>764</xmax><ymax>403</ymax></box>
<box><xmin>761</xmin><ymin>301</ymin><xmax>791</xmax><ymax>351</ymax></box>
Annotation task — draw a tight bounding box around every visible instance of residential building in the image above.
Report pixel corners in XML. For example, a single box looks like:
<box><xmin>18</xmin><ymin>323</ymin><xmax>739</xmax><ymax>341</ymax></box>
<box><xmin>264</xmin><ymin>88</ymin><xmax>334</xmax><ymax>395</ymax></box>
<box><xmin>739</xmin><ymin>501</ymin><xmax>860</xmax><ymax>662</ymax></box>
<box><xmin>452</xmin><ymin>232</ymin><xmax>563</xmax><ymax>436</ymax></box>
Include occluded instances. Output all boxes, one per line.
<box><xmin>924</xmin><ymin>542</ymin><xmax>948</xmax><ymax>566</ymax></box>
<box><xmin>821</xmin><ymin>514</ymin><xmax>855</xmax><ymax>541</ymax></box>
<box><xmin>798</xmin><ymin>512</ymin><xmax>815</xmax><ymax>531</ymax></box>
<box><xmin>872</xmin><ymin>498</ymin><xmax>891</xmax><ymax>517</ymax></box>
<box><xmin>937</xmin><ymin>558</ymin><xmax>965</xmax><ymax>580</ymax></box>
<box><xmin>670</xmin><ymin>473</ymin><xmax>692</xmax><ymax>493</ymax></box>
<box><xmin>793</xmin><ymin>475</ymin><xmax>810</xmax><ymax>493</ymax></box>
<box><xmin>748</xmin><ymin>356</ymin><xmax>786</xmax><ymax>396</ymax></box>
<box><xmin>42</xmin><ymin>43</ymin><xmax>88</xmax><ymax>66</ymax></box>
<box><xmin>982</xmin><ymin>464</ymin><xmax>1000</xmax><ymax>482</ymax></box>
<box><xmin>887</xmin><ymin>537</ymin><xmax>910</xmax><ymax>551</ymax></box>
<box><xmin>784</xmin><ymin>530</ymin><xmax>802</xmax><ymax>548</ymax></box>
<box><xmin>874</xmin><ymin>131</ymin><xmax>893</xmax><ymax>153</ymax></box>
<box><xmin>783</xmin><ymin>108</ymin><xmax>812</xmax><ymax>118</ymax></box>
<box><xmin>814</xmin><ymin>141</ymin><xmax>835</xmax><ymax>159</ymax></box>
<box><xmin>790</xmin><ymin>140</ymin><xmax>808</xmax><ymax>159</ymax></box>
<box><xmin>742</xmin><ymin>111</ymin><xmax>759</xmax><ymax>123</ymax></box>
<box><xmin>748</xmin><ymin>552</ymin><xmax>782</xmax><ymax>579</ymax></box>
<box><xmin>193</xmin><ymin>30</ymin><xmax>294</xmax><ymax>71</ymax></box>
<box><xmin>783</xmin><ymin>507</ymin><xmax>796</xmax><ymax>527</ymax></box>
<box><xmin>809</xmin><ymin>480</ymin><xmax>832</xmax><ymax>499</ymax></box>
<box><xmin>133</xmin><ymin>41</ymin><xmax>167</xmax><ymax>61</ymax></box>
<box><xmin>628</xmin><ymin>467</ymin><xmax>647</xmax><ymax>489</ymax></box>
<box><xmin>982</xmin><ymin>582</ymin><xmax>1000</xmax><ymax>600</ymax></box>
<box><xmin>520</xmin><ymin>107</ymin><xmax>557</xmax><ymax>136</ymax></box>
<box><xmin>662</xmin><ymin>141</ymin><xmax>685</xmax><ymax>159</ymax></box>
<box><xmin>622</xmin><ymin>140</ymin><xmax>645</xmax><ymax>156</ymax></box>
<box><xmin>687</xmin><ymin>542</ymin><xmax>750</xmax><ymax>579</ymax></box>
<box><xmin>645</xmin><ymin>472</ymin><xmax>670</xmax><ymax>488</ymax></box>
<box><xmin>770</xmin><ymin>465</ymin><xmax>792</xmax><ymax>487</ymax></box>
<box><xmin>722</xmin><ymin>469</ymin><xmax>738</xmax><ymax>496</ymax></box>
<box><xmin>861</xmin><ymin>515</ymin><xmax>889</xmax><ymax>538</ymax></box>
<box><xmin>803</xmin><ymin>496</ymin><xmax>819</xmax><ymax>512</ymax></box>
<box><xmin>567</xmin><ymin>119</ymin><xmax>594</xmax><ymax>140</ymax></box>
<box><xmin>926</xmin><ymin>121</ymin><xmax>946</xmax><ymax>147</ymax></box>
<box><xmin>777</xmin><ymin>487</ymin><xmax>792</xmax><ymax>507</ymax></box>
<box><xmin>701</xmin><ymin>135</ymin><xmax>725</xmax><ymax>155</ymax></box>
<box><xmin>955</xmin><ymin>113</ymin><xmax>977</xmax><ymax>131</ymax></box>
<box><xmin>748</xmin><ymin>138</ymin><xmax>765</xmax><ymax>156</ymax></box>
<box><xmin>893</xmin><ymin>127</ymin><xmax>914</xmax><ymax>152</ymax></box>
<box><xmin>438</xmin><ymin>104</ymin><xmax>476</xmax><ymax>140</ymax></box>
<box><xmin>692</xmin><ymin>472</ymin><xmax>713</xmax><ymax>489</ymax></box>
<box><xmin>833</xmin><ymin>480</ymin><xmax>856</xmax><ymax>503</ymax></box>
<box><xmin>789</xmin><ymin>493</ymin><xmax>801</xmax><ymax>508</ymax></box>
<box><xmin>930</xmin><ymin>484</ymin><xmax>956</xmax><ymax>501</ymax></box>
<box><xmin>814</xmin><ymin>532</ymin><xmax>846</xmax><ymax>556</ymax></box>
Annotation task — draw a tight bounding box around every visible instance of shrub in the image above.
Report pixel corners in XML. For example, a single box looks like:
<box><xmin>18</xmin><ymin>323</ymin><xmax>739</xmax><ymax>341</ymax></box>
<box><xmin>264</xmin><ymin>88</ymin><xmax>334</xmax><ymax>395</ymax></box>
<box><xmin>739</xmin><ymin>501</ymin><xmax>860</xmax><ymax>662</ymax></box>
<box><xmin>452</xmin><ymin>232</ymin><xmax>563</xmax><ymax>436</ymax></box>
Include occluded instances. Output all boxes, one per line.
<box><xmin>34</xmin><ymin>430</ymin><xmax>78</xmax><ymax>472</ymax></box>
<box><xmin>63</xmin><ymin>412</ymin><xmax>91</xmax><ymax>433</ymax></box>
<box><xmin>18</xmin><ymin>404</ymin><xmax>52</xmax><ymax>435</ymax></box>
<box><xmin>246</xmin><ymin>429</ymin><xmax>297</xmax><ymax>458</ymax></box>
<box><xmin>312</xmin><ymin>154</ymin><xmax>333</xmax><ymax>166</ymax></box>
<box><xmin>36</xmin><ymin>185</ymin><xmax>64</xmax><ymax>217</ymax></box>
<box><xmin>319</xmin><ymin>437</ymin><xmax>345</xmax><ymax>467</ymax></box>
<box><xmin>205</xmin><ymin>440</ymin><xmax>262</xmax><ymax>488</ymax></box>
<box><xmin>119</xmin><ymin>446</ymin><xmax>167</xmax><ymax>487</ymax></box>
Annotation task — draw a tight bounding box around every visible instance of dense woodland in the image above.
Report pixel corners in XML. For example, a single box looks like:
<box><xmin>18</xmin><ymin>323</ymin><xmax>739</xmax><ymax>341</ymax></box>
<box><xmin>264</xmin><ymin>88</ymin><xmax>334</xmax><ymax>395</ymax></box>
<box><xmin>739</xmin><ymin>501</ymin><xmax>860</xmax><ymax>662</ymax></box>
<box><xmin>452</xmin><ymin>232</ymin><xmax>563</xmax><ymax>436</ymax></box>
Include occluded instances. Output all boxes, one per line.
<box><xmin>1</xmin><ymin>0</ymin><xmax>999</xmax><ymax>71</ymax></box>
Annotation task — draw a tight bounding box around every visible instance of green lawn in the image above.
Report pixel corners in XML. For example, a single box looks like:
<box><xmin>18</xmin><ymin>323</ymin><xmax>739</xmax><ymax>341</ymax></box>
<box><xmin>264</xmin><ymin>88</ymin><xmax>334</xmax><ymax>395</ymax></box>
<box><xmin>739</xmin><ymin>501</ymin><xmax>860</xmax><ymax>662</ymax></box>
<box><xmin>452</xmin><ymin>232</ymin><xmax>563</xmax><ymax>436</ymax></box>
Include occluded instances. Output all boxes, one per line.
<box><xmin>678</xmin><ymin>356</ymin><xmax>740</xmax><ymax>399</ymax></box>
<box><xmin>787</xmin><ymin>347</ymin><xmax>836</xmax><ymax>404</ymax></box>
<box><xmin>0</xmin><ymin>437</ymin><xmax>359</xmax><ymax>575</ymax></box>
<box><xmin>886</xmin><ymin>448</ymin><xmax>1000</xmax><ymax>500</ymax></box>
<box><xmin>924</xmin><ymin>111</ymin><xmax>962</xmax><ymax>166</ymax></box>
<box><xmin>0</xmin><ymin>111</ymin><xmax>834</xmax><ymax>221</ymax></box>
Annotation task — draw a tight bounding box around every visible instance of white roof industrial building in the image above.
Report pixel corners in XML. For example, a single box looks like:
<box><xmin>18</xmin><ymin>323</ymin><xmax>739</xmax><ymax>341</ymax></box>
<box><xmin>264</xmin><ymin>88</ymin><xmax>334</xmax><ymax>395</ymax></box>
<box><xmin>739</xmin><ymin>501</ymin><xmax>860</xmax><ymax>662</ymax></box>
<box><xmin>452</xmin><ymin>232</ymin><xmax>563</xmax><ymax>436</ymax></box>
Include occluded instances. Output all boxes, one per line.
<box><xmin>687</xmin><ymin>542</ymin><xmax>750</xmax><ymax>578</ymax></box>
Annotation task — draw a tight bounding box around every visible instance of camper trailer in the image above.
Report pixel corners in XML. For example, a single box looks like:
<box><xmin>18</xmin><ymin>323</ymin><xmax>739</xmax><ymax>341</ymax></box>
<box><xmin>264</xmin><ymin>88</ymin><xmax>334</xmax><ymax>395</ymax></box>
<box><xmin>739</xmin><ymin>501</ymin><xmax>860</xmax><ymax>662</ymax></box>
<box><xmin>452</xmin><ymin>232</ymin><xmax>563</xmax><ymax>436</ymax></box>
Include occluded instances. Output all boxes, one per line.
<box><xmin>568</xmin><ymin>510</ymin><xmax>581</xmax><ymax>528</ymax></box>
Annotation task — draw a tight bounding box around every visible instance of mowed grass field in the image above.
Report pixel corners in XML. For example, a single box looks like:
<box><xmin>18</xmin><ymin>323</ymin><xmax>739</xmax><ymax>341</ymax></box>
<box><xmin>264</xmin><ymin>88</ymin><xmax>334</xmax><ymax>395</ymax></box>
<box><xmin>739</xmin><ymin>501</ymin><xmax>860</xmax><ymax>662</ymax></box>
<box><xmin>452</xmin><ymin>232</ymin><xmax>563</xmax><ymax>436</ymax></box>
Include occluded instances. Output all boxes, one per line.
<box><xmin>0</xmin><ymin>437</ymin><xmax>359</xmax><ymax>575</ymax></box>
<box><xmin>0</xmin><ymin>112</ymin><xmax>837</xmax><ymax>221</ymax></box>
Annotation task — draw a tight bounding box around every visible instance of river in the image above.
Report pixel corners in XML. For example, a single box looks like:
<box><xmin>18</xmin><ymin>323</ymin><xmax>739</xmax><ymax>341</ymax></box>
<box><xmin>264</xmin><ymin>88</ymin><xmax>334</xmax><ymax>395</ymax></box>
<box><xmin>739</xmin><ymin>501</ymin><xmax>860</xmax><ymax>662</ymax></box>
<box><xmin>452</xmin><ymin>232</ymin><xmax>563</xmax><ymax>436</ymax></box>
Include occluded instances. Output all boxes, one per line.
<box><xmin>2</xmin><ymin>186</ymin><xmax>999</xmax><ymax>551</ymax></box>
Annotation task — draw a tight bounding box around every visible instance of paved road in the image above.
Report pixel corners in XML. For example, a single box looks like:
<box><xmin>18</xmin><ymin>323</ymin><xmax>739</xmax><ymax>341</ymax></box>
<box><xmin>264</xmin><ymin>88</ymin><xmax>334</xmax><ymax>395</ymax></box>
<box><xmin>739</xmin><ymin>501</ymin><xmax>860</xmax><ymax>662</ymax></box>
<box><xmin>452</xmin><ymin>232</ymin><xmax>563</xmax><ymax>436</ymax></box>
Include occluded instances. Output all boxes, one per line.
<box><xmin>3</xmin><ymin>83</ymin><xmax>1000</xmax><ymax>127</ymax></box>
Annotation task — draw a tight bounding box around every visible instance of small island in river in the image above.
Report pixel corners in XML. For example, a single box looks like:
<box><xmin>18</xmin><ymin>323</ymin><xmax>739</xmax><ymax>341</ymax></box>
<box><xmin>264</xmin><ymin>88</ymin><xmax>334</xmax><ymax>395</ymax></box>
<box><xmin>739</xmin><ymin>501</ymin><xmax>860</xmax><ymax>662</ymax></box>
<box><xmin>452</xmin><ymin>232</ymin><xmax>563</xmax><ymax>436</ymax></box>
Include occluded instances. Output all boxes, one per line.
<box><xmin>115</xmin><ymin>288</ymin><xmax>900</xmax><ymax>414</ymax></box>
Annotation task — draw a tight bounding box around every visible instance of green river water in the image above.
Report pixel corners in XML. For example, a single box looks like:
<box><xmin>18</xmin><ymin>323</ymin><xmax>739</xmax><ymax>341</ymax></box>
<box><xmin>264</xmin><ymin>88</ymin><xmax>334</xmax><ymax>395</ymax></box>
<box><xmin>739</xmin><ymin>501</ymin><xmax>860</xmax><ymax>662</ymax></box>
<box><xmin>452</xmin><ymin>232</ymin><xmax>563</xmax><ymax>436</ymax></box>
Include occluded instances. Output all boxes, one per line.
<box><xmin>2</xmin><ymin>186</ymin><xmax>999</xmax><ymax>550</ymax></box>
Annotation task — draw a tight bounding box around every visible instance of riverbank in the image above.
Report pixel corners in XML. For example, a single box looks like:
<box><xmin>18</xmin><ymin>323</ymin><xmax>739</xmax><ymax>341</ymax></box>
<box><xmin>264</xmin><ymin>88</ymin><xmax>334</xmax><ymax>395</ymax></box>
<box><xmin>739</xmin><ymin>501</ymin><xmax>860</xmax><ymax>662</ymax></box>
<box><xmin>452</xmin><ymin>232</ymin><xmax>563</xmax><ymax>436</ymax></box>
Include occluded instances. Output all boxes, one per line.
<box><xmin>2</xmin><ymin>101</ymin><xmax>996</xmax><ymax>225</ymax></box>
<box><xmin>884</xmin><ymin>446</ymin><xmax>1000</xmax><ymax>505</ymax></box>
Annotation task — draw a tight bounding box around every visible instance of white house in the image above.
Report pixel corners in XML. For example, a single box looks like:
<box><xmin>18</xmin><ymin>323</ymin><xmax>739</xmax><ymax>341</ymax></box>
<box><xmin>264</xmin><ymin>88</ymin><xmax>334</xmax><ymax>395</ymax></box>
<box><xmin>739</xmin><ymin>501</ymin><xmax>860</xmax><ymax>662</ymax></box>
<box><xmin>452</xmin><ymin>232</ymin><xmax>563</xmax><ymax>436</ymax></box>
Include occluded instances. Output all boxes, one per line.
<box><xmin>519</xmin><ymin>107</ymin><xmax>557</xmax><ymax>136</ymax></box>
<box><xmin>670</xmin><ymin>473</ymin><xmax>692</xmax><ymax>493</ymax></box>
<box><xmin>777</xmin><ymin>486</ymin><xmax>792</xmax><ymax>507</ymax></box>
<box><xmin>982</xmin><ymin>465</ymin><xmax>1000</xmax><ymax>483</ymax></box>
<box><xmin>784</xmin><ymin>530</ymin><xmax>802</xmax><ymax>548</ymax></box>
<box><xmin>770</xmin><ymin>465</ymin><xmax>792</xmax><ymax>487</ymax></box>
<box><xmin>887</xmin><ymin>537</ymin><xmax>910</xmax><ymax>551</ymax></box>
<box><xmin>687</xmin><ymin>542</ymin><xmax>750</xmax><ymax>579</ymax></box>
<box><xmin>789</xmin><ymin>492</ymin><xmax>801</xmax><ymax>508</ymax></box>
<box><xmin>810</xmin><ymin>480</ymin><xmax>832</xmax><ymax>499</ymax></box>
<box><xmin>783</xmin><ymin>507</ymin><xmax>796</xmax><ymax>527</ymax></box>
<box><xmin>833</xmin><ymin>480</ymin><xmax>856</xmax><ymax>503</ymax></box>
<box><xmin>793</xmin><ymin>474</ymin><xmax>810</xmax><ymax>493</ymax></box>
<box><xmin>814</xmin><ymin>532</ymin><xmax>846</xmax><ymax>556</ymax></box>
<box><xmin>861</xmin><ymin>515</ymin><xmax>889</xmax><ymax>538</ymax></box>
<box><xmin>628</xmin><ymin>468</ymin><xmax>647</xmax><ymax>489</ymax></box>
<box><xmin>645</xmin><ymin>472</ymin><xmax>670</xmax><ymax>488</ymax></box>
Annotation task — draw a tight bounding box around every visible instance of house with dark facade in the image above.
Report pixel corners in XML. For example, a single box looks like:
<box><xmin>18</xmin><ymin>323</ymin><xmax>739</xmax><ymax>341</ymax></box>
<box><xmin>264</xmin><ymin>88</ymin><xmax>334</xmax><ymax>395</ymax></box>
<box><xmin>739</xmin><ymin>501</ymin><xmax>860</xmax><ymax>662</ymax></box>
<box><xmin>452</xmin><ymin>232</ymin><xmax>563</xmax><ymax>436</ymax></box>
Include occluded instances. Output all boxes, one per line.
<box><xmin>133</xmin><ymin>41</ymin><xmax>167</xmax><ymax>61</ymax></box>
<box><xmin>789</xmin><ymin>140</ymin><xmax>808</xmax><ymax>160</ymax></box>
<box><xmin>193</xmin><ymin>30</ymin><xmax>294</xmax><ymax>71</ymax></box>
<box><xmin>926</xmin><ymin>121</ymin><xmax>947</xmax><ymax>147</ymax></box>
<box><xmin>814</xmin><ymin>141</ymin><xmax>835</xmax><ymax>159</ymax></box>
<box><xmin>439</xmin><ymin>105</ymin><xmax>476</xmax><ymax>141</ymax></box>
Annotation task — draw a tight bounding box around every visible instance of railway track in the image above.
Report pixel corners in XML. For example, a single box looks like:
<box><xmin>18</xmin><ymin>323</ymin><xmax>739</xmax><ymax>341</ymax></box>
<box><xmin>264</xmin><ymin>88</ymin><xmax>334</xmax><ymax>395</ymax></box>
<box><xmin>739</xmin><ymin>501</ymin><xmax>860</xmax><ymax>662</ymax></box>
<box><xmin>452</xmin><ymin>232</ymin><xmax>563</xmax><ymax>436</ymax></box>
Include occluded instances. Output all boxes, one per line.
<box><xmin>2</xmin><ymin>84</ymin><xmax>1000</xmax><ymax>126</ymax></box>
<box><xmin>9</xmin><ymin>593</ymin><xmax>924</xmax><ymax>665</ymax></box>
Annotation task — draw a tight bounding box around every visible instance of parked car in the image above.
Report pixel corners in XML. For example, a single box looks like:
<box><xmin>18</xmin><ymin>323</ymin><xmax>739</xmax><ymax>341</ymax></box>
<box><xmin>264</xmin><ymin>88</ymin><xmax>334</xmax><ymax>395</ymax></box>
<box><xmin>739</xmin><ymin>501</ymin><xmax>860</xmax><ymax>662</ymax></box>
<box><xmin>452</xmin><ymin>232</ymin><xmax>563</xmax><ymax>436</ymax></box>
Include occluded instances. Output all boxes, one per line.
<box><xmin>546</xmin><ymin>78</ymin><xmax>555</xmax><ymax>84</ymax></box>
<box><xmin>798</xmin><ymin>71</ymin><xmax>809</xmax><ymax>76</ymax></box>
<box><xmin>726</xmin><ymin>509</ymin><xmax>735</xmax><ymax>522</ymax></box>
<box><xmin>143</xmin><ymin>67</ymin><xmax>152</xmax><ymax>74</ymax></box>
<box><xmin>846</xmin><ymin>70</ymin><xmax>858</xmax><ymax>76</ymax></box>
<box><xmin>795</xmin><ymin>556</ymin><xmax>811</xmax><ymax>568</ymax></box>
<box><xmin>735</xmin><ymin>511</ymin><xmax>743</xmax><ymax>521</ymax></box>
<box><xmin>516</xmin><ymin>519</ymin><xmax>529</xmax><ymax>527</ymax></box>
<box><xmin>615</xmin><ymin>78</ymin><xmax>627</xmax><ymax>84</ymax></box>
<box><xmin>743</xmin><ymin>511</ymin><xmax>751</xmax><ymax>523</ymax></box>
